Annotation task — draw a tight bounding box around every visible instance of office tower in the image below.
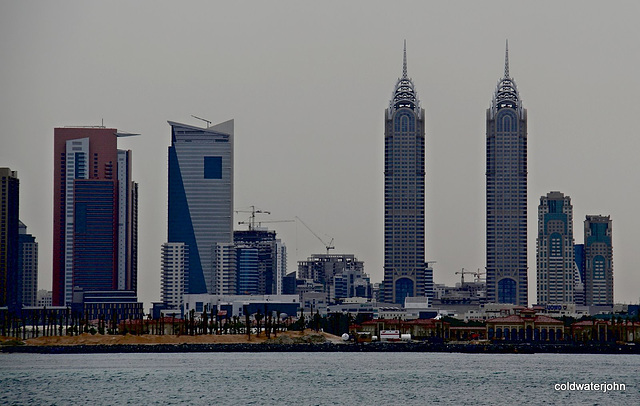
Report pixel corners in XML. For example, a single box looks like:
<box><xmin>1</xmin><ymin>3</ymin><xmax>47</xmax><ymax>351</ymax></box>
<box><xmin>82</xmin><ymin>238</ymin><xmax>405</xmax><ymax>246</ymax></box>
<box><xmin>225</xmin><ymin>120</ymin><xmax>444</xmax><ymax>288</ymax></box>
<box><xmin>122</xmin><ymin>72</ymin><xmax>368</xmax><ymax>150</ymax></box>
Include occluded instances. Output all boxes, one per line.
<box><xmin>213</xmin><ymin>243</ymin><xmax>236</xmax><ymax>295</ymax></box>
<box><xmin>166</xmin><ymin>120</ymin><xmax>233</xmax><ymax>295</ymax></box>
<box><xmin>117</xmin><ymin>150</ymin><xmax>138</xmax><ymax>293</ymax></box>
<box><xmin>161</xmin><ymin>242</ymin><xmax>188</xmax><ymax>310</ymax></box>
<box><xmin>486</xmin><ymin>43</ymin><xmax>528</xmax><ymax>306</ymax></box>
<box><xmin>584</xmin><ymin>215</ymin><xmax>613</xmax><ymax>305</ymax></box>
<box><xmin>536</xmin><ymin>192</ymin><xmax>574</xmax><ymax>305</ymax></box>
<box><xmin>0</xmin><ymin>168</ymin><xmax>19</xmax><ymax>308</ymax></box>
<box><xmin>52</xmin><ymin>127</ymin><xmax>138</xmax><ymax>306</ymax></box>
<box><xmin>383</xmin><ymin>43</ymin><xmax>428</xmax><ymax>305</ymax></box>
<box><xmin>236</xmin><ymin>246</ymin><xmax>259</xmax><ymax>295</ymax></box>
<box><xmin>19</xmin><ymin>221</ymin><xmax>38</xmax><ymax>307</ymax></box>
<box><xmin>234</xmin><ymin>228</ymin><xmax>287</xmax><ymax>295</ymax></box>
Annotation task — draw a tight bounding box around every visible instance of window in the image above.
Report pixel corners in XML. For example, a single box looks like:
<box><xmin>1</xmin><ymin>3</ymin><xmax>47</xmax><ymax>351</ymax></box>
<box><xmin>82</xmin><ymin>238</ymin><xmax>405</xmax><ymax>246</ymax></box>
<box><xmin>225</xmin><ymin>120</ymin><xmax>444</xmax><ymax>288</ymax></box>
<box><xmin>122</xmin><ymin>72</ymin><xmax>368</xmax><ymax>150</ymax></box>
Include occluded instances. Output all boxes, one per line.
<box><xmin>204</xmin><ymin>157</ymin><xmax>222</xmax><ymax>179</ymax></box>
<box><xmin>498</xmin><ymin>278</ymin><xmax>517</xmax><ymax>304</ymax></box>
<box><xmin>395</xmin><ymin>278</ymin><xmax>414</xmax><ymax>305</ymax></box>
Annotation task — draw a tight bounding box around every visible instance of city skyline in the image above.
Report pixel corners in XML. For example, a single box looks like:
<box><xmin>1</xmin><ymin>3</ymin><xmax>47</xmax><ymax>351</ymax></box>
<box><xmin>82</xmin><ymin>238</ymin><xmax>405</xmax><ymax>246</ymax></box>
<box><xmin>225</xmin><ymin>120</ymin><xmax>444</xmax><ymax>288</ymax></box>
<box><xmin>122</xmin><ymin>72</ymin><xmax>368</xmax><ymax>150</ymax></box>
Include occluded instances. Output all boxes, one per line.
<box><xmin>1</xmin><ymin>2</ymin><xmax>640</xmax><ymax>308</ymax></box>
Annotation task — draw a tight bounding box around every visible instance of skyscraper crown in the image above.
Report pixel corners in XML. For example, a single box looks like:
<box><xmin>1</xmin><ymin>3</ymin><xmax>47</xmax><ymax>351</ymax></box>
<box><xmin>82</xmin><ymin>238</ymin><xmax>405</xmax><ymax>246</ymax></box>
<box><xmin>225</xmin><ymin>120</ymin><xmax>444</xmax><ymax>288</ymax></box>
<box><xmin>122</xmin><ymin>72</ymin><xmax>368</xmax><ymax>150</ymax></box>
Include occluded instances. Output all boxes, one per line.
<box><xmin>389</xmin><ymin>41</ymin><xmax>420</xmax><ymax>115</ymax></box>
<box><xmin>490</xmin><ymin>40</ymin><xmax>523</xmax><ymax>115</ymax></box>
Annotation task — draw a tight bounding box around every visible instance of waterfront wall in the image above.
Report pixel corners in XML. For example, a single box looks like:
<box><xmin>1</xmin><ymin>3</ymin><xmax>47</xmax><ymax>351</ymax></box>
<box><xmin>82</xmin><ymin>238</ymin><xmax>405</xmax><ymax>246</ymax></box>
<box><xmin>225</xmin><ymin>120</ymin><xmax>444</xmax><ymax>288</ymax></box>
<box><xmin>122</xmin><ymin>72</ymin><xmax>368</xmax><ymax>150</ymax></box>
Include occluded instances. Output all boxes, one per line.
<box><xmin>3</xmin><ymin>342</ymin><xmax>640</xmax><ymax>354</ymax></box>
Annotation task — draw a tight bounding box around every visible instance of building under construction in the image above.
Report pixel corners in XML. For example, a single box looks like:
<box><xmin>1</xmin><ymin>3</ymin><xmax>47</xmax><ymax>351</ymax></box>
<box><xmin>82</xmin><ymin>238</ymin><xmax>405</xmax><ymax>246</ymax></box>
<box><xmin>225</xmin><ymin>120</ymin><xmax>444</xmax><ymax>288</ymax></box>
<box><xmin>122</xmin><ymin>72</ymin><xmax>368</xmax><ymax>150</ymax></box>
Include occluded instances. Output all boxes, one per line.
<box><xmin>297</xmin><ymin>254</ymin><xmax>371</xmax><ymax>302</ymax></box>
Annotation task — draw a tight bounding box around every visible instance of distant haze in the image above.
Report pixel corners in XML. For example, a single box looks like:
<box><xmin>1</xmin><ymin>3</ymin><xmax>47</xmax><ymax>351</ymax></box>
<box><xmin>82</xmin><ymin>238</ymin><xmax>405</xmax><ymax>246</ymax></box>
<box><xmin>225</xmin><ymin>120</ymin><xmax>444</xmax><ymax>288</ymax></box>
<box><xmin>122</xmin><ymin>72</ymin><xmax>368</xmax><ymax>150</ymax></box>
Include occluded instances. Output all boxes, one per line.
<box><xmin>1</xmin><ymin>1</ymin><xmax>639</xmax><ymax>308</ymax></box>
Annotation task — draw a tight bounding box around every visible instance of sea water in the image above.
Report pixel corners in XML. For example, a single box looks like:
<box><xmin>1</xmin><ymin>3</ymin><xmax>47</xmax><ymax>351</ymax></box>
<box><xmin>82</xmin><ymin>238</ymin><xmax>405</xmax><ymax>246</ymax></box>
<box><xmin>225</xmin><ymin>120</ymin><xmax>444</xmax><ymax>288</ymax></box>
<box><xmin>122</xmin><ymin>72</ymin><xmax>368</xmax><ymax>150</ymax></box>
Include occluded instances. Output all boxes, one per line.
<box><xmin>1</xmin><ymin>352</ymin><xmax>638</xmax><ymax>405</ymax></box>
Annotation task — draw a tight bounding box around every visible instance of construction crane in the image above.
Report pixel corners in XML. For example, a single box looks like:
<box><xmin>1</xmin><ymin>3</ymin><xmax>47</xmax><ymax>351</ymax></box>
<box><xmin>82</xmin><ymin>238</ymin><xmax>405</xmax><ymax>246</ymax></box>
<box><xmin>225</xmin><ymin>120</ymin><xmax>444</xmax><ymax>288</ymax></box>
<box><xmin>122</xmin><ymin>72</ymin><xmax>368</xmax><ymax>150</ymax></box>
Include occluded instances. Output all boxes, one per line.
<box><xmin>235</xmin><ymin>206</ymin><xmax>270</xmax><ymax>231</ymax></box>
<box><xmin>295</xmin><ymin>216</ymin><xmax>335</xmax><ymax>255</ymax></box>
<box><xmin>254</xmin><ymin>220</ymin><xmax>294</xmax><ymax>228</ymax></box>
<box><xmin>474</xmin><ymin>268</ymin><xmax>486</xmax><ymax>283</ymax></box>
<box><xmin>455</xmin><ymin>268</ymin><xmax>474</xmax><ymax>286</ymax></box>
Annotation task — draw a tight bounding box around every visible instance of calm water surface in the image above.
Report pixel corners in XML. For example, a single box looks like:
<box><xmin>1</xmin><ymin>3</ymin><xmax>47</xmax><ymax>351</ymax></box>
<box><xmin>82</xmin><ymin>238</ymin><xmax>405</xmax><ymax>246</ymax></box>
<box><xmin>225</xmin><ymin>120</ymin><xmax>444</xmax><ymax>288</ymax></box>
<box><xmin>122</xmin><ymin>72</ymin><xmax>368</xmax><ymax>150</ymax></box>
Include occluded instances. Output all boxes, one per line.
<box><xmin>1</xmin><ymin>352</ymin><xmax>638</xmax><ymax>405</ymax></box>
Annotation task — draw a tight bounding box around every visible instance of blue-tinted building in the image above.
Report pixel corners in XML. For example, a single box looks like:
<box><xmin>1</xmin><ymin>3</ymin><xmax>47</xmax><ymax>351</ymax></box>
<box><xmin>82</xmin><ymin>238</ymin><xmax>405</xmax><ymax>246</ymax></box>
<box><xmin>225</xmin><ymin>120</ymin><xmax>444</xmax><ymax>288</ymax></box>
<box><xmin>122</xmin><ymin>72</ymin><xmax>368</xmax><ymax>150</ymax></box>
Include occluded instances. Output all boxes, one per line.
<box><xmin>18</xmin><ymin>221</ymin><xmax>38</xmax><ymax>307</ymax></box>
<box><xmin>236</xmin><ymin>247</ymin><xmax>259</xmax><ymax>295</ymax></box>
<box><xmin>486</xmin><ymin>43</ymin><xmax>528</xmax><ymax>306</ymax></box>
<box><xmin>166</xmin><ymin>120</ymin><xmax>234</xmax><ymax>295</ymax></box>
<box><xmin>234</xmin><ymin>229</ymin><xmax>286</xmax><ymax>295</ymax></box>
<box><xmin>73</xmin><ymin>180</ymin><xmax>118</xmax><ymax>291</ymax></box>
<box><xmin>536</xmin><ymin>192</ymin><xmax>574</xmax><ymax>305</ymax></box>
<box><xmin>0</xmin><ymin>168</ymin><xmax>19</xmax><ymax>310</ymax></box>
<box><xmin>383</xmin><ymin>43</ymin><xmax>429</xmax><ymax>305</ymax></box>
<box><xmin>584</xmin><ymin>215</ymin><xmax>613</xmax><ymax>306</ymax></box>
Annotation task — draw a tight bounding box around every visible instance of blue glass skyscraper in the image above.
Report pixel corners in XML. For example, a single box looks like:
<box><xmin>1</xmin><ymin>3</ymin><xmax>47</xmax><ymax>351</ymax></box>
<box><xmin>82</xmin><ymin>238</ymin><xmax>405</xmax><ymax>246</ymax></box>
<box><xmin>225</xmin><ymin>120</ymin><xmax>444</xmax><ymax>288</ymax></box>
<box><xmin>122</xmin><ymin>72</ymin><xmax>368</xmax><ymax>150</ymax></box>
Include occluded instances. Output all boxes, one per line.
<box><xmin>584</xmin><ymin>215</ymin><xmax>613</xmax><ymax>305</ymax></box>
<box><xmin>536</xmin><ymin>191</ymin><xmax>574</xmax><ymax>305</ymax></box>
<box><xmin>486</xmin><ymin>43</ymin><xmax>528</xmax><ymax>306</ymax></box>
<box><xmin>166</xmin><ymin>120</ymin><xmax>234</xmax><ymax>295</ymax></box>
<box><xmin>383</xmin><ymin>44</ymin><xmax>429</xmax><ymax>305</ymax></box>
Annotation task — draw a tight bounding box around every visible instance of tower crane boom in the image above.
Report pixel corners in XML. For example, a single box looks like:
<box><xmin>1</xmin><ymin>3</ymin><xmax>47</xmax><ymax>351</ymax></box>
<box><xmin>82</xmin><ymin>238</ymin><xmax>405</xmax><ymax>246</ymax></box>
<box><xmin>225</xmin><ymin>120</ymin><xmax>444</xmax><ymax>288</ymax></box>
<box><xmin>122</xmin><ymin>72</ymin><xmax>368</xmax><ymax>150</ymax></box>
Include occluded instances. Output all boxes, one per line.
<box><xmin>295</xmin><ymin>216</ymin><xmax>335</xmax><ymax>254</ymax></box>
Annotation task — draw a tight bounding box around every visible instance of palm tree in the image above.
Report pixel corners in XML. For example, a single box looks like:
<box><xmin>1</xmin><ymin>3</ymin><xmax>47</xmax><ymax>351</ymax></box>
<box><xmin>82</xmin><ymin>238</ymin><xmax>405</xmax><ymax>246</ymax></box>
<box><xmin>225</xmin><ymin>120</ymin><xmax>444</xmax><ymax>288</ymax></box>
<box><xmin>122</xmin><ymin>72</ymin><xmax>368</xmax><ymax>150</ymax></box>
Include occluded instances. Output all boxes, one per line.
<box><xmin>275</xmin><ymin>311</ymin><xmax>281</xmax><ymax>337</ymax></box>
<box><xmin>255</xmin><ymin>310</ymin><xmax>263</xmax><ymax>337</ymax></box>
<box><xmin>244</xmin><ymin>306</ymin><xmax>251</xmax><ymax>341</ymax></box>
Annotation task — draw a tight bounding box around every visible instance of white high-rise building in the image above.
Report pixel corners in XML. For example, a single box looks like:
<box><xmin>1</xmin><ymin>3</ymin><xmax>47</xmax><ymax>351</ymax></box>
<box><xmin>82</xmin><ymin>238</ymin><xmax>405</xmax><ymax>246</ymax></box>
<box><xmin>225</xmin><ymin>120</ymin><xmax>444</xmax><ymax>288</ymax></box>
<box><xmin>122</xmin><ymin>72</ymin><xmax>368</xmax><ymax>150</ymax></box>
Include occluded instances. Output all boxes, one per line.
<box><xmin>161</xmin><ymin>242</ymin><xmax>188</xmax><ymax>310</ymax></box>
<box><xmin>213</xmin><ymin>243</ymin><xmax>236</xmax><ymax>295</ymax></box>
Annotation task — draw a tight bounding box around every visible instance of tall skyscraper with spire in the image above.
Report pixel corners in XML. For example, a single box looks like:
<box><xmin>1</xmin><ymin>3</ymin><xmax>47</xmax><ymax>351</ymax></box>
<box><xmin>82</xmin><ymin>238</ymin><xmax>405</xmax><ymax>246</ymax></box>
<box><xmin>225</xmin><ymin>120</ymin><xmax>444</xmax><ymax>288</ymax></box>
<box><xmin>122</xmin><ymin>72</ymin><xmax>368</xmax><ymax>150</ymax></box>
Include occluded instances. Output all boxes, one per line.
<box><xmin>486</xmin><ymin>42</ymin><xmax>528</xmax><ymax>306</ymax></box>
<box><xmin>383</xmin><ymin>43</ymin><xmax>429</xmax><ymax>305</ymax></box>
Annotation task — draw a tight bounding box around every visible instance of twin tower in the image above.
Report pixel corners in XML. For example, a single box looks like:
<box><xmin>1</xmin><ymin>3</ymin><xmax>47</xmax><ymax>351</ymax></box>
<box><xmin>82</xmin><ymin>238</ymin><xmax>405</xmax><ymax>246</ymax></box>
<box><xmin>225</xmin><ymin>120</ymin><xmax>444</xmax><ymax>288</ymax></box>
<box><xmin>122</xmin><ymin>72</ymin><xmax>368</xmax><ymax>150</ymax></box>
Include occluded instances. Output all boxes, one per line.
<box><xmin>383</xmin><ymin>43</ymin><xmax>528</xmax><ymax>306</ymax></box>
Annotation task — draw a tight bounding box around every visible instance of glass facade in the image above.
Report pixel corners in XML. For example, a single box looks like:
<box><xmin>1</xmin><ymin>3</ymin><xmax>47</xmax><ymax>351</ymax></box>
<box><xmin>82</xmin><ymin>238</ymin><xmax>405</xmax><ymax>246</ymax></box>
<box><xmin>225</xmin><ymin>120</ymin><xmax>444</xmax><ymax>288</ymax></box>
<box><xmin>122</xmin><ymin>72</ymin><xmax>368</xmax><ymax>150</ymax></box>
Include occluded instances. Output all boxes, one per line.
<box><xmin>73</xmin><ymin>180</ymin><xmax>117</xmax><ymax>292</ymax></box>
<box><xmin>382</xmin><ymin>45</ymin><xmax>430</xmax><ymax>304</ymax></box>
<box><xmin>167</xmin><ymin>120</ymin><xmax>234</xmax><ymax>295</ymax></box>
<box><xmin>486</xmin><ymin>46</ymin><xmax>528</xmax><ymax>306</ymax></box>
<box><xmin>584</xmin><ymin>215</ymin><xmax>613</xmax><ymax>305</ymax></box>
<box><xmin>536</xmin><ymin>192</ymin><xmax>574</xmax><ymax>305</ymax></box>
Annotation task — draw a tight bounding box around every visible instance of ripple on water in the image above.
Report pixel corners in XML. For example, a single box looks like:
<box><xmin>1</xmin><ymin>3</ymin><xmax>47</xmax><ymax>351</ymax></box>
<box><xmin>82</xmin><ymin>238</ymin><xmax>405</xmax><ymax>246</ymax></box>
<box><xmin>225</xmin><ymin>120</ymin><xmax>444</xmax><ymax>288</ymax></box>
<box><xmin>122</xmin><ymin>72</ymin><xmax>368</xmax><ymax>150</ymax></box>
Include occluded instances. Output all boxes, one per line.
<box><xmin>0</xmin><ymin>352</ymin><xmax>638</xmax><ymax>405</ymax></box>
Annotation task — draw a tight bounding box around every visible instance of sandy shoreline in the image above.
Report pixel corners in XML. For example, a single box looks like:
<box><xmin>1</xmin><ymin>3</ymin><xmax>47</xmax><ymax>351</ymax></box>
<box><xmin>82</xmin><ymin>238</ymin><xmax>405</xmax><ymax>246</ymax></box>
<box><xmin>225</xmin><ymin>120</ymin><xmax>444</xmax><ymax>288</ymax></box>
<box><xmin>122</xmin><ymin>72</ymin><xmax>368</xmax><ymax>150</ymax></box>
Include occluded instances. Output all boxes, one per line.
<box><xmin>1</xmin><ymin>330</ymin><xmax>343</xmax><ymax>347</ymax></box>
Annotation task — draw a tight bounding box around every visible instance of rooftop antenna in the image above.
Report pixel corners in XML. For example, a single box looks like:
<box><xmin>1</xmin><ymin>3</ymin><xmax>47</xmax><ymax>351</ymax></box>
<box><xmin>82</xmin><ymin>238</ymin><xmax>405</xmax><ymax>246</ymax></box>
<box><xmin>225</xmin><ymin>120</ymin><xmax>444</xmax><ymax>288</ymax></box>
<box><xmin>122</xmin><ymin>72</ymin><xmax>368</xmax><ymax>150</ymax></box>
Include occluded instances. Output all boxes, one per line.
<box><xmin>191</xmin><ymin>115</ymin><xmax>212</xmax><ymax>128</ymax></box>
<box><xmin>504</xmin><ymin>39</ymin><xmax>510</xmax><ymax>79</ymax></box>
<box><xmin>402</xmin><ymin>39</ymin><xmax>408</xmax><ymax>79</ymax></box>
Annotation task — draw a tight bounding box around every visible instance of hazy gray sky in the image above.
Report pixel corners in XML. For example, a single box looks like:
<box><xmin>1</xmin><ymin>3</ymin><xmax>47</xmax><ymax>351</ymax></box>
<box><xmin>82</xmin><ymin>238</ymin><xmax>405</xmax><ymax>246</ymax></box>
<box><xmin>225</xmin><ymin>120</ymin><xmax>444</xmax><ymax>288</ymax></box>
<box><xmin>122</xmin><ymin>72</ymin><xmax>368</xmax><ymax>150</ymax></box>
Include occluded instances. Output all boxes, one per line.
<box><xmin>2</xmin><ymin>1</ymin><xmax>639</xmax><ymax>308</ymax></box>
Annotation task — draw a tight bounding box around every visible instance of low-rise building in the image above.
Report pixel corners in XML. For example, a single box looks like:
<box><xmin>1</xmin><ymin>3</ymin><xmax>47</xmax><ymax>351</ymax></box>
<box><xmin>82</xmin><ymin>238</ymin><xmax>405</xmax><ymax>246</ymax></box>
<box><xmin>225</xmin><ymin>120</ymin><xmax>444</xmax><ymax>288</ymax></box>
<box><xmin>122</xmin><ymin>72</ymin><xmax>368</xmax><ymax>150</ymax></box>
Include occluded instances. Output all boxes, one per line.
<box><xmin>570</xmin><ymin>319</ymin><xmax>640</xmax><ymax>343</ymax></box>
<box><xmin>73</xmin><ymin>289</ymin><xmax>144</xmax><ymax>322</ymax></box>
<box><xmin>357</xmin><ymin>318</ymin><xmax>450</xmax><ymax>341</ymax></box>
<box><xmin>486</xmin><ymin>309</ymin><xmax>564</xmax><ymax>341</ymax></box>
<box><xmin>183</xmin><ymin>294</ymin><xmax>299</xmax><ymax>319</ymax></box>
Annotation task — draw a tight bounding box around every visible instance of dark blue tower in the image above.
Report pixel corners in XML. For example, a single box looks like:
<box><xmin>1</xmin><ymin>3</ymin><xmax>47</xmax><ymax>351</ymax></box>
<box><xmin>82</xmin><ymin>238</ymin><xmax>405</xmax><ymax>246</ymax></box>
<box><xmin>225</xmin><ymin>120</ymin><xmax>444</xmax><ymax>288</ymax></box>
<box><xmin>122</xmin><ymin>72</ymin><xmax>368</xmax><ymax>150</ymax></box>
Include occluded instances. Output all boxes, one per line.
<box><xmin>486</xmin><ymin>42</ymin><xmax>528</xmax><ymax>306</ymax></box>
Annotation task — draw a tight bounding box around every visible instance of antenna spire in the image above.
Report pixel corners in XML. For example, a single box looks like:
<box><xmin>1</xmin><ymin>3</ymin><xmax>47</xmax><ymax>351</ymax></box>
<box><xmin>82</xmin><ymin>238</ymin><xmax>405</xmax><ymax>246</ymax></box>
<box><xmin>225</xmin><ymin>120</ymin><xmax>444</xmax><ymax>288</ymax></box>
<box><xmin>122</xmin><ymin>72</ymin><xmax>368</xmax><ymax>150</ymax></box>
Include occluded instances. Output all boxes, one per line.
<box><xmin>504</xmin><ymin>39</ymin><xmax>510</xmax><ymax>79</ymax></box>
<box><xmin>402</xmin><ymin>40</ymin><xmax>408</xmax><ymax>78</ymax></box>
